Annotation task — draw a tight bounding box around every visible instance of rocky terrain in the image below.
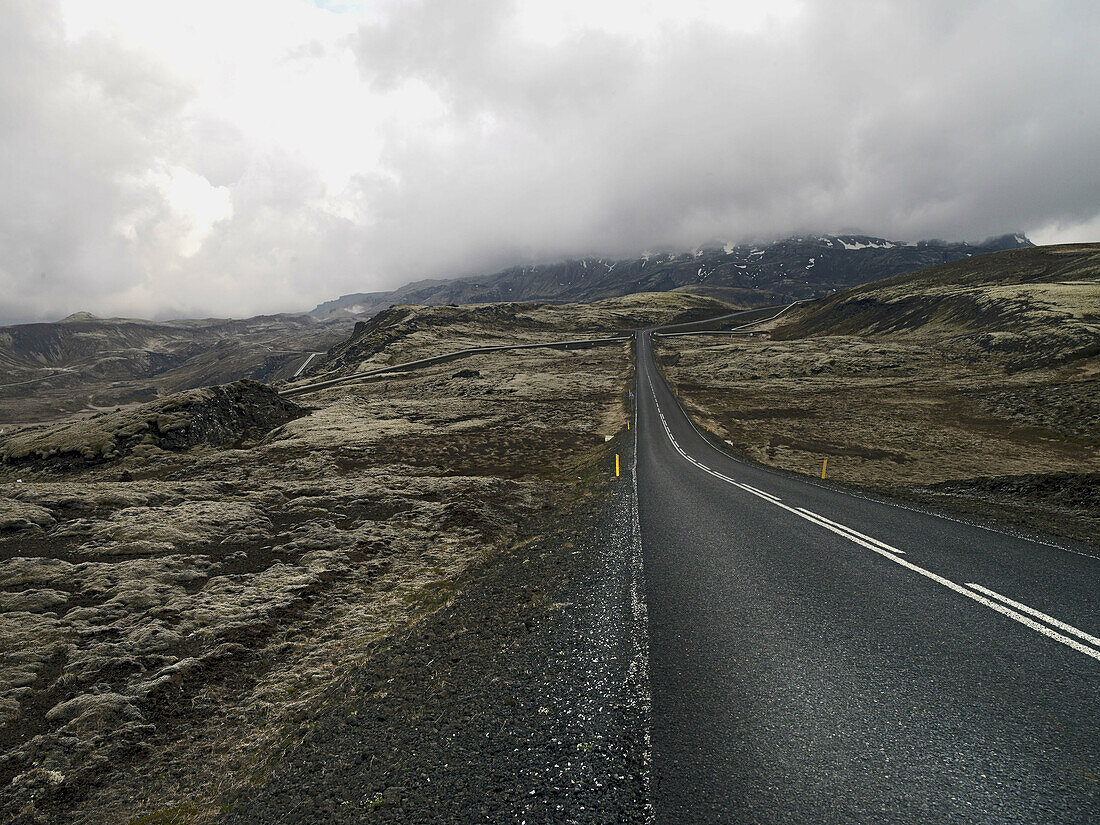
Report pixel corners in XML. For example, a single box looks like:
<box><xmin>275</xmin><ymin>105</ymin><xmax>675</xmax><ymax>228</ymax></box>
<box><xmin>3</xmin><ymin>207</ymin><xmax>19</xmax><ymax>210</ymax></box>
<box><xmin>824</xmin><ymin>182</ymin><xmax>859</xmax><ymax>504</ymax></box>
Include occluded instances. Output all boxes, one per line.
<box><xmin>312</xmin><ymin>233</ymin><xmax>1033</xmax><ymax>319</ymax></box>
<box><xmin>2</xmin><ymin>244</ymin><xmax>1094</xmax><ymax>821</ymax></box>
<box><xmin>294</xmin><ymin>292</ymin><xmax>733</xmax><ymax>384</ymax></box>
<box><xmin>220</xmin><ymin>431</ymin><xmax>648</xmax><ymax>824</ymax></box>
<box><xmin>1</xmin><ymin>382</ymin><xmax>305</xmax><ymax>471</ymax></box>
<box><xmin>0</xmin><ymin>293</ymin><xmax>693</xmax><ymax>824</ymax></box>
<box><xmin>0</xmin><ymin>292</ymin><xmax>730</xmax><ymax>431</ymax></box>
<box><xmin>0</xmin><ymin>313</ymin><xmax>349</xmax><ymax>428</ymax></box>
<box><xmin>655</xmin><ymin>243</ymin><xmax>1100</xmax><ymax>548</ymax></box>
<box><xmin>3</xmin><ymin>231</ymin><xmax>1031</xmax><ymax>427</ymax></box>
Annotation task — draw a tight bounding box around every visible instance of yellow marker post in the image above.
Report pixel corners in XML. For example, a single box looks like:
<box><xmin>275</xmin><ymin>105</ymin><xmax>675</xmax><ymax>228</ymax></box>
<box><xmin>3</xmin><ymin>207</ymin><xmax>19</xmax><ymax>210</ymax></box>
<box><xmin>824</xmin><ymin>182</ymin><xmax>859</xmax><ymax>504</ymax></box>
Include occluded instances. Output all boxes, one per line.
<box><xmin>627</xmin><ymin>420</ymin><xmax>630</xmax><ymax>431</ymax></box>
<box><xmin>821</xmin><ymin>458</ymin><xmax>828</xmax><ymax>479</ymax></box>
<box><xmin>615</xmin><ymin>454</ymin><xmax>620</xmax><ymax>477</ymax></box>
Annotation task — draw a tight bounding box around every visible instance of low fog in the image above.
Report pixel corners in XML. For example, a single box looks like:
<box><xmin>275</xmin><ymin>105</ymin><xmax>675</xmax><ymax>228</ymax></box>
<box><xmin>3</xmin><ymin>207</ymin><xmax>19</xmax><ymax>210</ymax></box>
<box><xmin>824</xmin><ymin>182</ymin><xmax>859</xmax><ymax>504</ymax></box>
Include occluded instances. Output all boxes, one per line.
<box><xmin>2</xmin><ymin>0</ymin><xmax>1098</xmax><ymax>322</ymax></box>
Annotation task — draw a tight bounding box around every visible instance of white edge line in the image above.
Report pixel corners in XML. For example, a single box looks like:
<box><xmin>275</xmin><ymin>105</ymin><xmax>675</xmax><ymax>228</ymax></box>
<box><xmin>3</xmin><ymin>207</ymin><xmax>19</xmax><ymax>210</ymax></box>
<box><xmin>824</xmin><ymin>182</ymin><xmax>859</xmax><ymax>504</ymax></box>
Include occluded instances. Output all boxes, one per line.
<box><xmin>651</xmin><ymin>336</ymin><xmax>1097</xmax><ymax>561</ymax></box>
<box><xmin>647</xmin><ymin>380</ymin><xmax>1100</xmax><ymax>664</ymax></box>
<box><xmin>630</xmin><ymin>394</ymin><xmax>656</xmax><ymax>824</ymax></box>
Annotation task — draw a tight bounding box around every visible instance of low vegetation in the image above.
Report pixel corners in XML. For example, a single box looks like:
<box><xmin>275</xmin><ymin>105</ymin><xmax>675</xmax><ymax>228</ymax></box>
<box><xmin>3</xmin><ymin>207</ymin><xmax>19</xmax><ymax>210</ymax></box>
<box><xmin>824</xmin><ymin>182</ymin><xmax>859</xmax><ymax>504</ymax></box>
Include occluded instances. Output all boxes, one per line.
<box><xmin>656</xmin><ymin>244</ymin><xmax>1100</xmax><ymax>546</ymax></box>
<box><xmin>0</xmin><ymin>313</ymin><xmax>347</xmax><ymax>427</ymax></box>
<box><xmin>0</xmin><ymin>293</ymin><xmax>702</xmax><ymax>824</ymax></box>
<box><xmin>2</xmin><ymin>247</ymin><xmax>1094</xmax><ymax>820</ymax></box>
<box><xmin>296</xmin><ymin>292</ymin><xmax>734</xmax><ymax>382</ymax></box>
<box><xmin>1</xmin><ymin>381</ymin><xmax>304</xmax><ymax>469</ymax></box>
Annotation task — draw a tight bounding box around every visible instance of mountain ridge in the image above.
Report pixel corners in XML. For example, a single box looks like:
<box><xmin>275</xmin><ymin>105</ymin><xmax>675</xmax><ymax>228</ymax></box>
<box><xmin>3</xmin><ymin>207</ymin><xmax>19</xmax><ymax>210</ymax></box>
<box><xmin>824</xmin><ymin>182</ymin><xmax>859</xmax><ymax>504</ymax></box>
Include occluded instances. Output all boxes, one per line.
<box><xmin>312</xmin><ymin>232</ymin><xmax>1034</xmax><ymax>319</ymax></box>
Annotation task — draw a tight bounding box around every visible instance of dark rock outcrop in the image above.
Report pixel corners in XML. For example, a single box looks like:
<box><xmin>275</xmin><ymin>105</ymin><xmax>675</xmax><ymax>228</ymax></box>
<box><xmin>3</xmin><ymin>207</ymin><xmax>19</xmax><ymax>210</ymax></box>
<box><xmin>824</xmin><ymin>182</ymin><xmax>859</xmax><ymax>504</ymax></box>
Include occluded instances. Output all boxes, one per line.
<box><xmin>0</xmin><ymin>380</ymin><xmax>306</xmax><ymax>469</ymax></box>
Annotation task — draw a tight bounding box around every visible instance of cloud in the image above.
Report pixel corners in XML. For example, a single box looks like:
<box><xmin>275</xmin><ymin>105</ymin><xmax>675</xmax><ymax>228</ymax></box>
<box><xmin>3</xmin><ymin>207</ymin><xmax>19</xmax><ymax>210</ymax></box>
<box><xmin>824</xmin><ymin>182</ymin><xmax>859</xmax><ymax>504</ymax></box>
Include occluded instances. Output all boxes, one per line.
<box><xmin>1</xmin><ymin>0</ymin><xmax>1098</xmax><ymax>322</ymax></box>
<box><xmin>0</xmin><ymin>1</ymin><xmax>174</xmax><ymax>321</ymax></box>
<box><xmin>351</xmin><ymin>0</ymin><xmax>1100</xmax><ymax>261</ymax></box>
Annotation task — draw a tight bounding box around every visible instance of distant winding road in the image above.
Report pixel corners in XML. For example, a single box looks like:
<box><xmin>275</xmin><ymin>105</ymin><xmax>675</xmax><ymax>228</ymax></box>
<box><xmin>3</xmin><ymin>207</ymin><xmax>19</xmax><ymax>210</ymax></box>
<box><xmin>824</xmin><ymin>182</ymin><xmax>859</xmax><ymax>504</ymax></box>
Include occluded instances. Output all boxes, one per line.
<box><xmin>634</xmin><ymin>327</ymin><xmax>1100</xmax><ymax>823</ymax></box>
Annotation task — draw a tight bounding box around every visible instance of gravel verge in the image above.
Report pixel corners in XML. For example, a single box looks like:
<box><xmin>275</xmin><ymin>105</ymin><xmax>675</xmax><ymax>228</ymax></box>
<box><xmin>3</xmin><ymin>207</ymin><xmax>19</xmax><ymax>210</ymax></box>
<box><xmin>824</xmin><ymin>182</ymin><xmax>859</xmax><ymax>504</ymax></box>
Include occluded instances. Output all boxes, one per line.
<box><xmin>219</xmin><ymin>430</ymin><xmax>650</xmax><ymax>824</ymax></box>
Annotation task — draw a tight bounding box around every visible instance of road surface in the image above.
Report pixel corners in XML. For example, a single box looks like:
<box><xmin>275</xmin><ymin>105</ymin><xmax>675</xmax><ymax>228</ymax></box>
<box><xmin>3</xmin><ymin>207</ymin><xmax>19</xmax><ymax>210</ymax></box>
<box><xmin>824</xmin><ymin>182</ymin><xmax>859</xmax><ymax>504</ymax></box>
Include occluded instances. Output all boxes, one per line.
<box><xmin>634</xmin><ymin>329</ymin><xmax>1100</xmax><ymax>824</ymax></box>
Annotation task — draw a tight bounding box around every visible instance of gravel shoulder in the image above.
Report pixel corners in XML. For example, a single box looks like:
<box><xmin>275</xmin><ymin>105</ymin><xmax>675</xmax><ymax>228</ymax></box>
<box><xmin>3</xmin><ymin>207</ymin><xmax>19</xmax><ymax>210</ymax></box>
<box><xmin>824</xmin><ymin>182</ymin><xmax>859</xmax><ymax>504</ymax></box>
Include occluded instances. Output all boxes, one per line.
<box><xmin>0</xmin><ymin>298</ymin><xmax>667</xmax><ymax>824</ymax></box>
<box><xmin>220</xmin><ymin>428</ymin><xmax>648</xmax><ymax>824</ymax></box>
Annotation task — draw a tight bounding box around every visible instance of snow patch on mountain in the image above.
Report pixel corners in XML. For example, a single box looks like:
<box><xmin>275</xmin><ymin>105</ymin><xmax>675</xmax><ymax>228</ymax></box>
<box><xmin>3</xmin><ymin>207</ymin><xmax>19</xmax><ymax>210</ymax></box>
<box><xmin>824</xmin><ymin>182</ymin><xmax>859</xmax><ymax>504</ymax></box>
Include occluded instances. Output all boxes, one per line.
<box><xmin>838</xmin><ymin>238</ymin><xmax>898</xmax><ymax>251</ymax></box>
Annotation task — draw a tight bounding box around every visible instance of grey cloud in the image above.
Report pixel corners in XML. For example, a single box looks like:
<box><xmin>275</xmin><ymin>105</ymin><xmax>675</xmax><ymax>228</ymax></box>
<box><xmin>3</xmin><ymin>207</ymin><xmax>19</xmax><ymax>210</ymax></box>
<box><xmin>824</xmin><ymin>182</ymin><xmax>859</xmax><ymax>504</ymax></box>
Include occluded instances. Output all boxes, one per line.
<box><xmin>0</xmin><ymin>0</ymin><xmax>187</xmax><ymax>321</ymax></box>
<box><xmin>359</xmin><ymin>0</ymin><xmax>637</xmax><ymax>121</ymax></box>
<box><xmin>181</xmin><ymin>117</ymin><xmax>250</xmax><ymax>189</ymax></box>
<box><xmin>0</xmin><ymin>1</ymin><xmax>351</xmax><ymax>323</ymax></box>
<box><xmin>351</xmin><ymin>0</ymin><xmax>1100</xmax><ymax>279</ymax></box>
<box><xmin>1</xmin><ymin>0</ymin><xmax>1098</xmax><ymax>323</ymax></box>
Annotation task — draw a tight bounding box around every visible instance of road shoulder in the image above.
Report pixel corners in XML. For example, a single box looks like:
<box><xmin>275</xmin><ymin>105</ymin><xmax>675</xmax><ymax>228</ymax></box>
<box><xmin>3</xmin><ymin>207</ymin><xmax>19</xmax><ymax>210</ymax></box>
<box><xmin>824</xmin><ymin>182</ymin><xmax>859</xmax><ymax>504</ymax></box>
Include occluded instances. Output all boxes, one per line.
<box><xmin>220</xmin><ymin>430</ymin><xmax>649</xmax><ymax>824</ymax></box>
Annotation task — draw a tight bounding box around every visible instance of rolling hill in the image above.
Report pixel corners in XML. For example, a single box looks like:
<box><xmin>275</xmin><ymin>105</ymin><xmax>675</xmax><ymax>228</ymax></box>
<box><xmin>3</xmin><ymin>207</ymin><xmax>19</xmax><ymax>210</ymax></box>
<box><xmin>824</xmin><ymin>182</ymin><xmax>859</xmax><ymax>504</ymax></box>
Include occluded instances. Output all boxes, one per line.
<box><xmin>0</xmin><ymin>312</ymin><xmax>348</xmax><ymax>425</ymax></box>
<box><xmin>772</xmin><ymin>242</ymin><xmax>1100</xmax><ymax>370</ymax></box>
<box><xmin>656</xmin><ymin>242</ymin><xmax>1099</xmax><ymax>544</ymax></box>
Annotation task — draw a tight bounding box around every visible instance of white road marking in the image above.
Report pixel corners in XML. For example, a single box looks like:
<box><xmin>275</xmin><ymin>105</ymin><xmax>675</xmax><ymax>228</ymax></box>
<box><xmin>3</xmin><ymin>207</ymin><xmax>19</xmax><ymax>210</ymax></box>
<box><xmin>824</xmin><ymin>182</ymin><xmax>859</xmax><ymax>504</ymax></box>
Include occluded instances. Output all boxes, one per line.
<box><xmin>790</xmin><ymin>507</ymin><xmax>907</xmax><ymax>556</ymax></box>
<box><xmin>795</xmin><ymin>508</ymin><xmax>905</xmax><ymax>556</ymax></box>
<box><xmin>630</xmin><ymin>402</ymin><xmax>656</xmax><ymax>825</ymax></box>
<box><xmin>965</xmin><ymin>583</ymin><xmax>1100</xmax><ymax>649</ymax></box>
<box><xmin>649</xmin><ymin>333</ymin><xmax>1094</xmax><ymax>561</ymax></box>
<box><xmin>739</xmin><ymin>482</ymin><xmax>782</xmax><ymax>504</ymax></box>
<box><xmin>646</xmin><ymin>379</ymin><xmax>1100</xmax><ymax>663</ymax></box>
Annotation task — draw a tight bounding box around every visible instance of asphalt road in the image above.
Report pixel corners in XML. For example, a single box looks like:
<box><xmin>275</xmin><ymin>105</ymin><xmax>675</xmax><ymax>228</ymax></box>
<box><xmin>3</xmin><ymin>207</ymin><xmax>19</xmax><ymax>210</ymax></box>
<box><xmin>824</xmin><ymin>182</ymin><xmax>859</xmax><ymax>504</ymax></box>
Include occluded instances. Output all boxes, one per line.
<box><xmin>633</xmin><ymin>329</ymin><xmax>1100</xmax><ymax>824</ymax></box>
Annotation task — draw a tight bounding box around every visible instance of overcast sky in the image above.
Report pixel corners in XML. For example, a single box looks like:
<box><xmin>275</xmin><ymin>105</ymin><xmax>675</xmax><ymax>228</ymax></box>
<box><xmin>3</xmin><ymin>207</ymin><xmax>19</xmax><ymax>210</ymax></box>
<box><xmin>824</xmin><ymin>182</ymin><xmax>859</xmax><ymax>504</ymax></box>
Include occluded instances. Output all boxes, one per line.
<box><xmin>2</xmin><ymin>0</ymin><xmax>1098</xmax><ymax>322</ymax></box>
